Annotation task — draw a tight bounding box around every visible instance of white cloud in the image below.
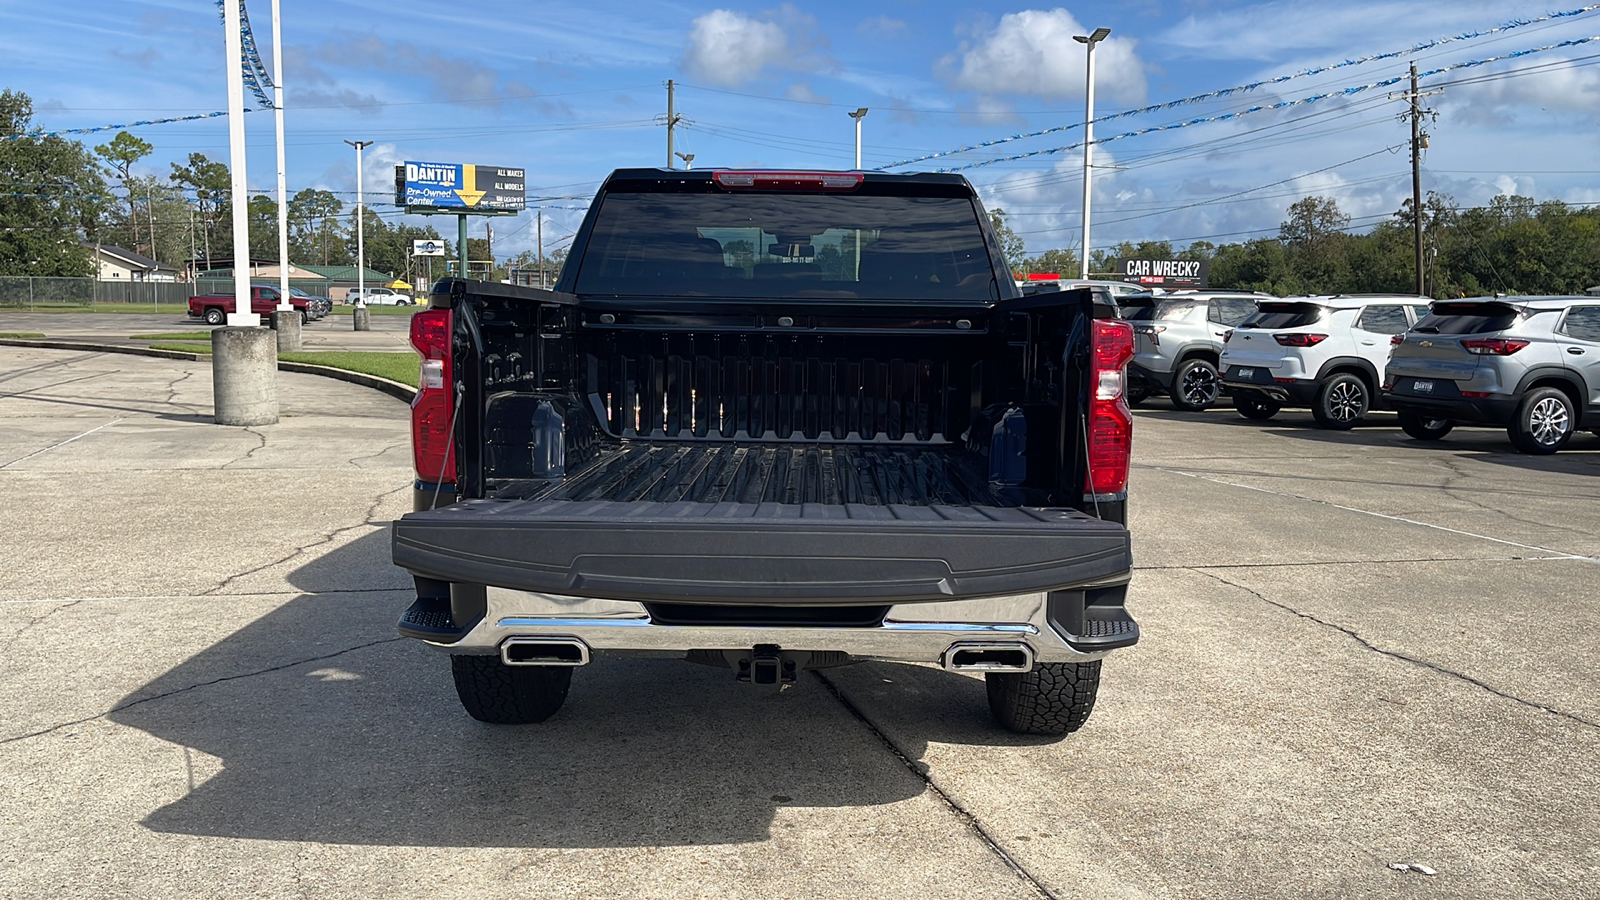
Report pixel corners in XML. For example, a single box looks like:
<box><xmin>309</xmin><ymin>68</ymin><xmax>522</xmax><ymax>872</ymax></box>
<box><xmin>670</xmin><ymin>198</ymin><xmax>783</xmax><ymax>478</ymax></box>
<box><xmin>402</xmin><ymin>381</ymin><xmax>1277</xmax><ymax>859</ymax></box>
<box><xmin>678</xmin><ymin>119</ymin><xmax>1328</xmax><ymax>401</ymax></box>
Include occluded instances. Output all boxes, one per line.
<box><xmin>942</xmin><ymin>9</ymin><xmax>1148</xmax><ymax>106</ymax></box>
<box><xmin>684</xmin><ymin>9</ymin><xmax>794</xmax><ymax>86</ymax></box>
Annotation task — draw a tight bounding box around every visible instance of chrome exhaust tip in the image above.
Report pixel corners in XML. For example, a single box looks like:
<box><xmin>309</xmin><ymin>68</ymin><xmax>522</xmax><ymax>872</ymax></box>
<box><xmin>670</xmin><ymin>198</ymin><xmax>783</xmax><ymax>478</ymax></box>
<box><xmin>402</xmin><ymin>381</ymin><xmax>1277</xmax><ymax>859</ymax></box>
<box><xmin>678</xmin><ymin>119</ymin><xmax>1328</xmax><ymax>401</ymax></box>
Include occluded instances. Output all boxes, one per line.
<box><xmin>501</xmin><ymin>637</ymin><xmax>591</xmax><ymax>667</ymax></box>
<box><xmin>941</xmin><ymin>642</ymin><xmax>1034</xmax><ymax>673</ymax></box>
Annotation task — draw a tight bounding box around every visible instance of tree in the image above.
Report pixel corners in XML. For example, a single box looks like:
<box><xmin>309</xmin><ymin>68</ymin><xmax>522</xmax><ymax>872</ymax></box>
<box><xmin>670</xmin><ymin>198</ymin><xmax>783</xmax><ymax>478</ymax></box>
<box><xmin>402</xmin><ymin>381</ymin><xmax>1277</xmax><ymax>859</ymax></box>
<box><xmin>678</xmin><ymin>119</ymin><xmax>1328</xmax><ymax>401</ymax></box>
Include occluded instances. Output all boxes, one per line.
<box><xmin>169</xmin><ymin>153</ymin><xmax>231</xmax><ymax>266</ymax></box>
<box><xmin>987</xmin><ymin>208</ymin><xmax>1027</xmax><ymax>271</ymax></box>
<box><xmin>1279</xmin><ymin>197</ymin><xmax>1352</xmax><ymax>292</ymax></box>
<box><xmin>1279</xmin><ymin>196</ymin><xmax>1350</xmax><ymax>245</ymax></box>
<box><xmin>1023</xmin><ymin>247</ymin><xmax>1081</xmax><ymax>277</ymax></box>
<box><xmin>246</xmin><ymin>194</ymin><xmax>279</xmax><ymax>258</ymax></box>
<box><xmin>93</xmin><ymin>131</ymin><xmax>152</xmax><ymax>256</ymax></box>
<box><xmin>0</xmin><ymin>89</ymin><xmax>104</xmax><ymax>276</ymax></box>
<box><xmin>287</xmin><ymin>188</ymin><xmax>344</xmax><ymax>265</ymax></box>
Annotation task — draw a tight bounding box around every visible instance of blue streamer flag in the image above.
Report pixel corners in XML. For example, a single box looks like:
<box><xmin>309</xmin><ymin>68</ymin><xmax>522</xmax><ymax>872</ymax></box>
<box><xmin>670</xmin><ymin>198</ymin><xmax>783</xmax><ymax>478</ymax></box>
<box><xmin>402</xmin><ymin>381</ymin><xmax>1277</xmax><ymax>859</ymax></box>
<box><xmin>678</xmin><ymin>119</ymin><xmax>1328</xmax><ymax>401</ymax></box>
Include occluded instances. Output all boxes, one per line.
<box><xmin>879</xmin><ymin>3</ymin><xmax>1600</xmax><ymax>171</ymax></box>
<box><xmin>935</xmin><ymin>33</ymin><xmax>1600</xmax><ymax>173</ymax></box>
<box><xmin>0</xmin><ymin>0</ymin><xmax>275</xmax><ymax>142</ymax></box>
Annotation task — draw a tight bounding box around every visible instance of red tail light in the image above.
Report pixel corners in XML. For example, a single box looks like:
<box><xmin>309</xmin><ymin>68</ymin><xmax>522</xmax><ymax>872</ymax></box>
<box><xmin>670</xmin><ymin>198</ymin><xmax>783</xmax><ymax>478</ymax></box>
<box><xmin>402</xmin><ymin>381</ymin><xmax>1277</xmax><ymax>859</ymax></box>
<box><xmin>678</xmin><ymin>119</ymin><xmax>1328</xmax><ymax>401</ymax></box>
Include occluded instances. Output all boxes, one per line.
<box><xmin>1391</xmin><ymin>334</ymin><xmax>1405</xmax><ymax>346</ymax></box>
<box><xmin>1086</xmin><ymin>319</ymin><xmax>1134</xmax><ymax>498</ymax></box>
<box><xmin>1274</xmin><ymin>333</ymin><xmax>1328</xmax><ymax>347</ymax></box>
<box><xmin>409</xmin><ymin>308</ymin><xmax>456</xmax><ymax>485</ymax></box>
<box><xmin>1461</xmin><ymin>338</ymin><xmax>1529</xmax><ymax>355</ymax></box>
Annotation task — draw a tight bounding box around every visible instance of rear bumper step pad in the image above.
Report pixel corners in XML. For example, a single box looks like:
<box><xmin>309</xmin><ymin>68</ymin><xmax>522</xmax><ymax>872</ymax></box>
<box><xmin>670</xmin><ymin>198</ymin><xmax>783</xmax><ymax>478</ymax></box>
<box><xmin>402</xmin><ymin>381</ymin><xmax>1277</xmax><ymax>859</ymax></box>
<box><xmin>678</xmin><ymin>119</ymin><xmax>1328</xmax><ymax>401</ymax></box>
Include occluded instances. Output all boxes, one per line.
<box><xmin>393</xmin><ymin>499</ymin><xmax>1131</xmax><ymax>605</ymax></box>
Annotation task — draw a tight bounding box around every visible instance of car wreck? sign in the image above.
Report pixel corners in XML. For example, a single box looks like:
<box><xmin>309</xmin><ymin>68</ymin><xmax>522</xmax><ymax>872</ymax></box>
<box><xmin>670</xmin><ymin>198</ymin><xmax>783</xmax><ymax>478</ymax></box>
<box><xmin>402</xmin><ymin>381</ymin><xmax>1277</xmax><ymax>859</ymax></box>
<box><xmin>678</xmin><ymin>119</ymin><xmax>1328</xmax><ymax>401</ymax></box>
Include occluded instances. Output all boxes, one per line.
<box><xmin>1114</xmin><ymin>258</ymin><xmax>1209</xmax><ymax>288</ymax></box>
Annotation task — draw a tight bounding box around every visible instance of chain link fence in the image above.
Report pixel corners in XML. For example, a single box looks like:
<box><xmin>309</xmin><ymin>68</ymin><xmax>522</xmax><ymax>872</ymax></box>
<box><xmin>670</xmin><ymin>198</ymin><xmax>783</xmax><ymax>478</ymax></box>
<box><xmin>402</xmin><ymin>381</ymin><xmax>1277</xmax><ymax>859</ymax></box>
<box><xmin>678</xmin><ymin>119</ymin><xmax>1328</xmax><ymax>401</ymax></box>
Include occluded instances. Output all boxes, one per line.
<box><xmin>0</xmin><ymin>277</ymin><xmax>196</xmax><ymax>312</ymax></box>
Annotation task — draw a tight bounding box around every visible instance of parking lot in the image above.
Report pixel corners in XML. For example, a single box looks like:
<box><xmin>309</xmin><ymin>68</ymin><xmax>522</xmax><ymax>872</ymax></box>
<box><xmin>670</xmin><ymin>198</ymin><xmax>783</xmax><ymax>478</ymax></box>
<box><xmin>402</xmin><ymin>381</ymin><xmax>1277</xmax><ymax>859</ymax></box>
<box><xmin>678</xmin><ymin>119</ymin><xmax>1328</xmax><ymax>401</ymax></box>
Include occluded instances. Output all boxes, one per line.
<box><xmin>1</xmin><ymin>345</ymin><xmax>1597</xmax><ymax>899</ymax></box>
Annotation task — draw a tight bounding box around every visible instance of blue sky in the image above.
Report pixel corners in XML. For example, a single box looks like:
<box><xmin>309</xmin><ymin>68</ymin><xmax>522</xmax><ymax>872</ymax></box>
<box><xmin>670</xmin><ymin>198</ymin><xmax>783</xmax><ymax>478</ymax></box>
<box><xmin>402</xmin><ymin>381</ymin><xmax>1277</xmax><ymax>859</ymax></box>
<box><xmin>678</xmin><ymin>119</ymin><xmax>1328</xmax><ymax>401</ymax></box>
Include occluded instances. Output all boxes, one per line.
<box><xmin>3</xmin><ymin>0</ymin><xmax>1598</xmax><ymax>262</ymax></box>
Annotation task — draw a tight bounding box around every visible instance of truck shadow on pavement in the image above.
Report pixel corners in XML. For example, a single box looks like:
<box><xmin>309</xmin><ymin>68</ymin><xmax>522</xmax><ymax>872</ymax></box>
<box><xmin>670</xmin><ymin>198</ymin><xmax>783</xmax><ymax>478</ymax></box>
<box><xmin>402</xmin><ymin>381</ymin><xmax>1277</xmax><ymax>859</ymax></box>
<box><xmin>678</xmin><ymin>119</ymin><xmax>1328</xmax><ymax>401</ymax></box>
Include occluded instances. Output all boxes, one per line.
<box><xmin>106</xmin><ymin>529</ymin><xmax>1033</xmax><ymax>848</ymax></box>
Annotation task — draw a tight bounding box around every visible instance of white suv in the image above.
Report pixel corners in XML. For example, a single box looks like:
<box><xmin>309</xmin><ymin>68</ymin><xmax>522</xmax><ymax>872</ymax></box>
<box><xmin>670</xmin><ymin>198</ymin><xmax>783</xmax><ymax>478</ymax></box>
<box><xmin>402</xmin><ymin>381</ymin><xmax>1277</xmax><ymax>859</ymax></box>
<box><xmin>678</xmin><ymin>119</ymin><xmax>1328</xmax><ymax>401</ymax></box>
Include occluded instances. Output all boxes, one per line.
<box><xmin>346</xmin><ymin>287</ymin><xmax>414</xmax><ymax>306</ymax></box>
<box><xmin>1221</xmin><ymin>294</ymin><xmax>1429</xmax><ymax>428</ymax></box>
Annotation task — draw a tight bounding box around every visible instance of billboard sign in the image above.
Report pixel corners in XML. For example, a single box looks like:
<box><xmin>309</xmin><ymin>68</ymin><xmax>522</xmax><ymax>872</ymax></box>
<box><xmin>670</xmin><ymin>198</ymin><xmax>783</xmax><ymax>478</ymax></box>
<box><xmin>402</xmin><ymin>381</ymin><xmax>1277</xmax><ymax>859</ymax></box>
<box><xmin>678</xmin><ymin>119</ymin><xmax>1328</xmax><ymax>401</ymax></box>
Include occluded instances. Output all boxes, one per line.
<box><xmin>1114</xmin><ymin>258</ymin><xmax>1209</xmax><ymax>289</ymax></box>
<box><xmin>398</xmin><ymin>161</ymin><xmax>525</xmax><ymax>211</ymax></box>
<box><xmin>412</xmin><ymin>239</ymin><xmax>446</xmax><ymax>257</ymax></box>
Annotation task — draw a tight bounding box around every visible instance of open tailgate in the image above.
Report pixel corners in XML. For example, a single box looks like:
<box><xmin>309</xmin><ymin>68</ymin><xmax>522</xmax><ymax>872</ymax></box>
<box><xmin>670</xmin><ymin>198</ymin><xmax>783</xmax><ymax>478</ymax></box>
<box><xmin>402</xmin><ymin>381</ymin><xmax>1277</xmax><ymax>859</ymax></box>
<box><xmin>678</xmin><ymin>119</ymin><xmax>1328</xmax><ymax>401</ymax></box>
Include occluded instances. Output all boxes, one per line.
<box><xmin>392</xmin><ymin>499</ymin><xmax>1130</xmax><ymax>605</ymax></box>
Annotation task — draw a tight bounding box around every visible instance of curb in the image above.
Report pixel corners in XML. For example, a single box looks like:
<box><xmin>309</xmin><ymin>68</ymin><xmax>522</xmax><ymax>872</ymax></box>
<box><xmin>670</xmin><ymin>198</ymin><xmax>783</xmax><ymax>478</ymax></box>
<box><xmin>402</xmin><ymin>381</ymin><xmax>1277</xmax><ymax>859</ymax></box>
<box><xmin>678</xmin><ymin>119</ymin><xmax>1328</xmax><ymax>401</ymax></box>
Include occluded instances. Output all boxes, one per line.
<box><xmin>0</xmin><ymin>338</ymin><xmax>419</xmax><ymax>401</ymax></box>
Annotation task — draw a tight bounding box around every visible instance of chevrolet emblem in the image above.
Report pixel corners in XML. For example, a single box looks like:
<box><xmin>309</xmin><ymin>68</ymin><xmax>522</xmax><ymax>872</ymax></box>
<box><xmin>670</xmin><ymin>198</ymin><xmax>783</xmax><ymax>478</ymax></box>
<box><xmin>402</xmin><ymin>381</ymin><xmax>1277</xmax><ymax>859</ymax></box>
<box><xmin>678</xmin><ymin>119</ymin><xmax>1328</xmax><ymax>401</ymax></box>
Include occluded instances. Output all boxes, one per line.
<box><xmin>1419</xmin><ymin>340</ymin><xmax>1433</xmax><ymax>348</ymax></box>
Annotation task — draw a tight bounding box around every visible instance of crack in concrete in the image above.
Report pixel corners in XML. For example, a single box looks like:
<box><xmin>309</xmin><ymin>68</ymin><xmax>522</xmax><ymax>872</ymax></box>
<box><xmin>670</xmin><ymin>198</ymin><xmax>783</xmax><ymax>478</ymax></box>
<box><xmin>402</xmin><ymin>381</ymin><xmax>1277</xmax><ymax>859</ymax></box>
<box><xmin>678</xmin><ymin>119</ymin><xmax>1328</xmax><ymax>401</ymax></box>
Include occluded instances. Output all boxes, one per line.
<box><xmin>0</xmin><ymin>369</ymin><xmax>118</xmax><ymax>402</ymax></box>
<box><xmin>163</xmin><ymin>370</ymin><xmax>200</xmax><ymax>411</ymax></box>
<box><xmin>1192</xmin><ymin>568</ymin><xmax>1600</xmax><ymax>733</ymax></box>
<box><xmin>0</xmin><ymin>600</ymin><xmax>83</xmax><ymax>649</ymax></box>
<box><xmin>200</xmin><ymin>483</ymin><xmax>411</xmax><ymax>596</ymax></box>
<box><xmin>1134</xmin><ymin>460</ymin><xmax>1600</xmax><ymax>503</ymax></box>
<box><xmin>0</xmin><ymin>636</ymin><xmax>405</xmax><ymax>748</ymax></box>
<box><xmin>813</xmin><ymin>669</ymin><xmax>1059</xmax><ymax>900</ymax></box>
<box><xmin>221</xmin><ymin>426</ymin><xmax>270</xmax><ymax>470</ymax></box>
<box><xmin>347</xmin><ymin>441</ymin><xmax>408</xmax><ymax>469</ymax></box>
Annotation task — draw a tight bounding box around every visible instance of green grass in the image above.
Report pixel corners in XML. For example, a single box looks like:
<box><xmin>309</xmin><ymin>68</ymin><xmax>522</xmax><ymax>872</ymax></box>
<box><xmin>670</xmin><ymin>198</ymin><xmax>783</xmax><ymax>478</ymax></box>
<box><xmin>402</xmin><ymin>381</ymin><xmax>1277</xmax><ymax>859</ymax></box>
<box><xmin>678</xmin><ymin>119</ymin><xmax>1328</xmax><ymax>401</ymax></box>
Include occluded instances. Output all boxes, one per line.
<box><xmin>146</xmin><ymin>343</ymin><xmax>418</xmax><ymax>388</ymax></box>
<box><xmin>279</xmin><ymin>351</ymin><xmax>418</xmax><ymax>387</ymax></box>
<box><xmin>326</xmin><ymin>304</ymin><xmax>424</xmax><ymax>316</ymax></box>
<box><xmin>133</xmin><ymin>332</ymin><xmax>211</xmax><ymax>341</ymax></box>
<box><xmin>0</xmin><ymin>332</ymin><xmax>46</xmax><ymax>339</ymax></box>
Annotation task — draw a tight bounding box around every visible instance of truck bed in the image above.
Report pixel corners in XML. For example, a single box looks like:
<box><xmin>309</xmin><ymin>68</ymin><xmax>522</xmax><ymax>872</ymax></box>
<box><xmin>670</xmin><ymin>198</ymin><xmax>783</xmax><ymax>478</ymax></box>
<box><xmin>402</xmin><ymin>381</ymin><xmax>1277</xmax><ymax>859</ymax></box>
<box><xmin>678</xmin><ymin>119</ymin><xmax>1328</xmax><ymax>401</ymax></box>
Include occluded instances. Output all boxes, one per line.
<box><xmin>494</xmin><ymin>443</ymin><xmax>1014</xmax><ymax>507</ymax></box>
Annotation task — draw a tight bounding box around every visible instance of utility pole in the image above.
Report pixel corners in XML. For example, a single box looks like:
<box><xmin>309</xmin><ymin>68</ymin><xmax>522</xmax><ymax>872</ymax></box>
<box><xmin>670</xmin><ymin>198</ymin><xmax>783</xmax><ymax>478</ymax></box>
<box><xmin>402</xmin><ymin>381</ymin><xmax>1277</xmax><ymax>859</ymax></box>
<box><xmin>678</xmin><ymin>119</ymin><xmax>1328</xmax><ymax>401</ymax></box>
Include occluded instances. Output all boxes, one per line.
<box><xmin>537</xmin><ymin>210</ymin><xmax>544</xmax><ymax>288</ymax></box>
<box><xmin>486</xmin><ymin>220</ymin><xmax>494</xmax><ymax>279</ymax></box>
<box><xmin>1397</xmin><ymin>62</ymin><xmax>1442</xmax><ymax>297</ymax></box>
<box><xmin>1409</xmin><ymin>62</ymin><xmax>1425</xmax><ymax>297</ymax></box>
<box><xmin>146</xmin><ymin>187</ymin><xmax>157</xmax><ymax>261</ymax></box>
<box><xmin>665</xmin><ymin>79</ymin><xmax>682</xmax><ymax>168</ymax></box>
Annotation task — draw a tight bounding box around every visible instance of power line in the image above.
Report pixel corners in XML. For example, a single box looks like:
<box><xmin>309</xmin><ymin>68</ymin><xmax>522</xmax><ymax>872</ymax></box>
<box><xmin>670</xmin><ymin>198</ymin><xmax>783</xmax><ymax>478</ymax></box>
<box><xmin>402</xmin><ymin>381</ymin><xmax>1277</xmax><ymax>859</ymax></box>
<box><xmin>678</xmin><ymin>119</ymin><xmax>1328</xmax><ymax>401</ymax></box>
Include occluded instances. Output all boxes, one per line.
<box><xmin>877</xmin><ymin>9</ymin><xmax>1600</xmax><ymax>170</ymax></box>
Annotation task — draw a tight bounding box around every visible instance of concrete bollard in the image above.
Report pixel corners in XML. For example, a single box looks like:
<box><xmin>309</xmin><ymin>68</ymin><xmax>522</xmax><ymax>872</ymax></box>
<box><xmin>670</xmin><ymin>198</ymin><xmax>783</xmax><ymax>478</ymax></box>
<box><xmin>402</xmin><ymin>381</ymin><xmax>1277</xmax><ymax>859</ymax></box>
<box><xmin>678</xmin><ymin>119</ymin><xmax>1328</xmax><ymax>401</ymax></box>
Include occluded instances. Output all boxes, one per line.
<box><xmin>271</xmin><ymin>309</ymin><xmax>302</xmax><ymax>353</ymax></box>
<box><xmin>352</xmin><ymin>304</ymin><xmax>371</xmax><ymax>332</ymax></box>
<box><xmin>212</xmin><ymin>326</ymin><xmax>279</xmax><ymax>426</ymax></box>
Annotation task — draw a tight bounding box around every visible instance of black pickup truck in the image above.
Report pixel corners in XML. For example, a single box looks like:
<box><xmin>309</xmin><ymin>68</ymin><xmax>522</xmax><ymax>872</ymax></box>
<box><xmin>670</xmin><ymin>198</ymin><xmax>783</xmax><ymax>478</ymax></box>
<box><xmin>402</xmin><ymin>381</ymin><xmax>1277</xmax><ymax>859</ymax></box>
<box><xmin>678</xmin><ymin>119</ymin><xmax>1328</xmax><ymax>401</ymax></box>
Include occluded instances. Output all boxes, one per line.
<box><xmin>391</xmin><ymin>168</ymin><xmax>1137</xmax><ymax>734</ymax></box>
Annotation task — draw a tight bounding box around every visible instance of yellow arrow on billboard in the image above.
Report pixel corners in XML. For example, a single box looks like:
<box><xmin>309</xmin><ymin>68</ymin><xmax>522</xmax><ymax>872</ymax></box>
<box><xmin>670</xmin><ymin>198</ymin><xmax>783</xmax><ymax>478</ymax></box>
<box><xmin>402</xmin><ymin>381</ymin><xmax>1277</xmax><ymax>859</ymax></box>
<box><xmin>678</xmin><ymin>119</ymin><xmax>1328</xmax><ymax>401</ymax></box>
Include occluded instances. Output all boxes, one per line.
<box><xmin>455</xmin><ymin>164</ymin><xmax>486</xmax><ymax>207</ymax></box>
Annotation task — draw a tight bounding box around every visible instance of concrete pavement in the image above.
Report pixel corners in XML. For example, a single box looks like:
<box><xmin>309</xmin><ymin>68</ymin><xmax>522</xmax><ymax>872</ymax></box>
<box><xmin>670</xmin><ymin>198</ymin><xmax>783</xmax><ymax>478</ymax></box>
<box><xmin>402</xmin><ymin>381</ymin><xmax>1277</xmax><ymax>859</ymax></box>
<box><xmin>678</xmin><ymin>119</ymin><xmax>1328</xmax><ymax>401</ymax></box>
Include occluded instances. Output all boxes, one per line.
<box><xmin>1</xmin><ymin>348</ymin><xmax>1597</xmax><ymax>898</ymax></box>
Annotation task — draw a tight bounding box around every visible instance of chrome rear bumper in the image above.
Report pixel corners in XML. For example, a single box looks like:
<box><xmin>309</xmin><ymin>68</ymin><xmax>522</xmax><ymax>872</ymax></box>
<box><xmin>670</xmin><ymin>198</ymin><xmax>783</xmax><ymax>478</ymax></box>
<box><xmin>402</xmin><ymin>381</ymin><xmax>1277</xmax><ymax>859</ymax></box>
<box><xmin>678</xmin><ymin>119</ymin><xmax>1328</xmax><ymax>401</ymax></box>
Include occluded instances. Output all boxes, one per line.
<box><xmin>411</xmin><ymin>584</ymin><xmax>1131</xmax><ymax>667</ymax></box>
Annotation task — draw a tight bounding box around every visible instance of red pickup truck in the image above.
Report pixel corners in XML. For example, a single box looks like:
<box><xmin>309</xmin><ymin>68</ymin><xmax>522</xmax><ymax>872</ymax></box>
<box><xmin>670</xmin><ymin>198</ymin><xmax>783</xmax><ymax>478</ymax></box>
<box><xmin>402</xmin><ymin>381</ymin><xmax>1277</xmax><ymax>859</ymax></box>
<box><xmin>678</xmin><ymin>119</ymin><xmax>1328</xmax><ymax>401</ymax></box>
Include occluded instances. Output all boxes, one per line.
<box><xmin>188</xmin><ymin>286</ymin><xmax>315</xmax><ymax>325</ymax></box>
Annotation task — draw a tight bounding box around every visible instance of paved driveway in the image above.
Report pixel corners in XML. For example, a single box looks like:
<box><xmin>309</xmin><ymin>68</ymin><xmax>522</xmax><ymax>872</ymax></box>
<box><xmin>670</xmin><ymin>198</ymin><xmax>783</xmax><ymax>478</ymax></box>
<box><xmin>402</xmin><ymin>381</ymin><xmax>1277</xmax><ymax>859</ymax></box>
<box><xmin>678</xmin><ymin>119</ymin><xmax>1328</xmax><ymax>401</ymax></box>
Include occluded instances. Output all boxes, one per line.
<box><xmin>1</xmin><ymin>348</ymin><xmax>1596</xmax><ymax>899</ymax></box>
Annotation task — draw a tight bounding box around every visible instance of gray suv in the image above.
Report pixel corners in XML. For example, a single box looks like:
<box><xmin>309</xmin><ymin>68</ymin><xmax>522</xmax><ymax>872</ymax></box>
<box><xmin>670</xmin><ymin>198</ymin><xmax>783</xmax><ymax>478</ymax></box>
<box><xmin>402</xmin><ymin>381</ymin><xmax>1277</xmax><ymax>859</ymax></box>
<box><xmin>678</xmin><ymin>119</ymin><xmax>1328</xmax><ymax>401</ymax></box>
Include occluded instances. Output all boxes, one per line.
<box><xmin>1383</xmin><ymin>296</ymin><xmax>1600</xmax><ymax>454</ymax></box>
<box><xmin>1125</xmin><ymin>292</ymin><xmax>1265</xmax><ymax>410</ymax></box>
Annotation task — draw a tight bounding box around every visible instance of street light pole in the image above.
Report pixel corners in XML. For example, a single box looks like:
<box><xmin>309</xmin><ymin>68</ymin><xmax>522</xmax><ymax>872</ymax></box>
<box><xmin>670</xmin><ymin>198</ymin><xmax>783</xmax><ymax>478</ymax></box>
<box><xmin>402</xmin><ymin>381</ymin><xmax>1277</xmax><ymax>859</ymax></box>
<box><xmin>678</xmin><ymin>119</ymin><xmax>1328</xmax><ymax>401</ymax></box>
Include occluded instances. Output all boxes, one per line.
<box><xmin>675</xmin><ymin>151</ymin><xmax>695</xmax><ymax>170</ymax></box>
<box><xmin>344</xmin><ymin>139</ymin><xmax>373</xmax><ymax>330</ymax></box>
<box><xmin>848</xmin><ymin>108</ymin><xmax>869</xmax><ymax>169</ymax></box>
<box><xmin>1074</xmin><ymin>27</ymin><xmax>1110</xmax><ymax>280</ymax></box>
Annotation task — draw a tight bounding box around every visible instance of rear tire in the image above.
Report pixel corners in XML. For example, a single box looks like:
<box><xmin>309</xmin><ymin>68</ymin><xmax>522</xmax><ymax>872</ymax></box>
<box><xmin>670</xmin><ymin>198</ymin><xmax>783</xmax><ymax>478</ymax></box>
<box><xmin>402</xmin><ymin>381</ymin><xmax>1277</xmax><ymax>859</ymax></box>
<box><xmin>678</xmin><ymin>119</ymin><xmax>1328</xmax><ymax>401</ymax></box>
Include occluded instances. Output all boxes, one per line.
<box><xmin>1312</xmin><ymin>373</ymin><xmax>1369</xmax><ymax>430</ymax></box>
<box><xmin>1170</xmin><ymin>359</ymin><xmax>1220</xmax><ymax>411</ymax></box>
<box><xmin>1126</xmin><ymin>380</ymin><xmax>1150</xmax><ymax>406</ymax></box>
<box><xmin>1398</xmin><ymin>411</ymin><xmax>1453</xmax><ymax>441</ymax></box>
<box><xmin>1508</xmin><ymin>387</ymin><xmax>1574</xmax><ymax>454</ymax></box>
<box><xmin>1232</xmin><ymin>393</ymin><xmax>1280</xmax><ymax>421</ymax></box>
<box><xmin>985</xmin><ymin>661</ymin><xmax>1101</xmax><ymax>735</ymax></box>
<box><xmin>204</xmin><ymin>307</ymin><xmax>224</xmax><ymax>325</ymax></box>
<box><xmin>451</xmin><ymin>654</ymin><xmax>573</xmax><ymax>724</ymax></box>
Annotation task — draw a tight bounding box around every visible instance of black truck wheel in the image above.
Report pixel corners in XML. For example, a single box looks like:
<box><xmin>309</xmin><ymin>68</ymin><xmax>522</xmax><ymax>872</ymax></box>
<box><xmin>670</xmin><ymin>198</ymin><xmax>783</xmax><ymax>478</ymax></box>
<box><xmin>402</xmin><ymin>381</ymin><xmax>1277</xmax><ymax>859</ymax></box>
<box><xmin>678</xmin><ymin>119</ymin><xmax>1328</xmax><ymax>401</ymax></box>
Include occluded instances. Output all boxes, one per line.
<box><xmin>450</xmin><ymin>654</ymin><xmax>572</xmax><ymax>724</ymax></box>
<box><xmin>985</xmin><ymin>661</ymin><xmax>1101</xmax><ymax>735</ymax></box>
<box><xmin>1232</xmin><ymin>393</ymin><xmax>1280</xmax><ymax>421</ymax></box>
<box><xmin>204</xmin><ymin>307</ymin><xmax>224</xmax><ymax>325</ymax></box>
<box><xmin>1312</xmin><ymin>373</ymin><xmax>1369</xmax><ymax>430</ymax></box>
<box><xmin>1397</xmin><ymin>411</ymin><xmax>1453</xmax><ymax>441</ymax></box>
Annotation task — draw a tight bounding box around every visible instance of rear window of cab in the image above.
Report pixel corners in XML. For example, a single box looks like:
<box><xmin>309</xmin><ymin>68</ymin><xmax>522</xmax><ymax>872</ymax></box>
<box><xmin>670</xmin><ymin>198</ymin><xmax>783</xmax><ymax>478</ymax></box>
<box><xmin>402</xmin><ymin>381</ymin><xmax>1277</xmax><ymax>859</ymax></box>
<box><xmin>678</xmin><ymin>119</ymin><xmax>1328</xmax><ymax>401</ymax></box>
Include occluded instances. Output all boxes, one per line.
<box><xmin>1414</xmin><ymin>302</ymin><xmax>1519</xmax><ymax>335</ymax></box>
<box><xmin>1240</xmin><ymin>302</ymin><xmax>1326</xmax><ymax>329</ymax></box>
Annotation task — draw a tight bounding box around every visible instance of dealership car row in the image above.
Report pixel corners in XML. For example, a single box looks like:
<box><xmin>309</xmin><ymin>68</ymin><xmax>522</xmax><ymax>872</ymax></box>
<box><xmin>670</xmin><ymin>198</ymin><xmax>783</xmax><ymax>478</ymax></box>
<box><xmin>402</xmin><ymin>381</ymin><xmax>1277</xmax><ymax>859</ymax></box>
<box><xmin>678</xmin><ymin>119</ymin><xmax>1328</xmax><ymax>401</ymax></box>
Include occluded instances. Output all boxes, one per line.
<box><xmin>1059</xmin><ymin>281</ymin><xmax>1600</xmax><ymax>455</ymax></box>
